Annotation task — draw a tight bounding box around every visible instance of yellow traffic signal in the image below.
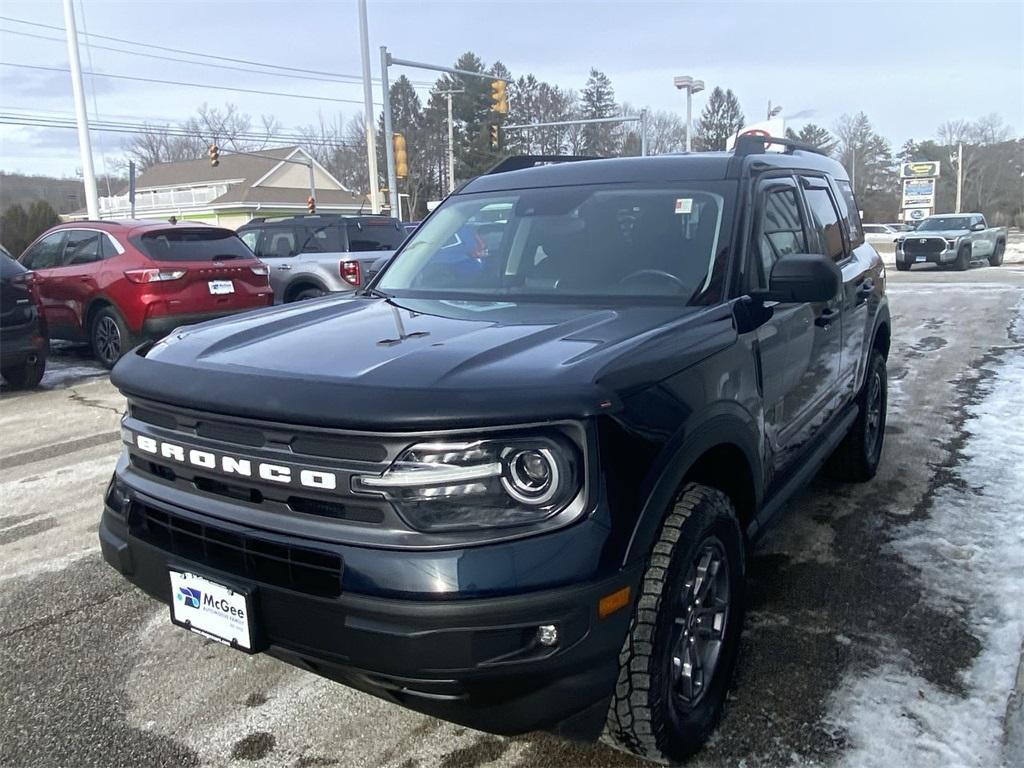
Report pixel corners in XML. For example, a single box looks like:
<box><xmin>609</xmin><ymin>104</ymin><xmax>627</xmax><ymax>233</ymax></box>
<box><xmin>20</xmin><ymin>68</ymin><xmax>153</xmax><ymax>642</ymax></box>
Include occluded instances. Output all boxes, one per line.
<box><xmin>489</xmin><ymin>124</ymin><xmax>500</xmax><ymax>150</ymax></box>
<box><xmin>208</xmin><ymin>143</ymin><xmax>219</xmax><ymax>167</ymax></box>
<box><xmin>393</xmin><ymin>133</ymin><xmax>408</xmax><ymax>178</ymax></box>
<box><xmin>307</xmin><ymin>196</ymin><xmax>316</xmax><ymax>214</ymax></box>
<box><xmin>491</xmin><ymin>80</ymin><xmax>508</xmax><ymax>114</ymax></box>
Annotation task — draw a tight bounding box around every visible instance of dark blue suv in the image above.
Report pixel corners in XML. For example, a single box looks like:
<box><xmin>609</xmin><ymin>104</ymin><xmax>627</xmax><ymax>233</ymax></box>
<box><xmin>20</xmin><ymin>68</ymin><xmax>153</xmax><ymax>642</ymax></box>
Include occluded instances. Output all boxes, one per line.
<box><xmin>101</xmin><ymin>136</ymin><xmax>889</xmax><ymax>763</ymax></box>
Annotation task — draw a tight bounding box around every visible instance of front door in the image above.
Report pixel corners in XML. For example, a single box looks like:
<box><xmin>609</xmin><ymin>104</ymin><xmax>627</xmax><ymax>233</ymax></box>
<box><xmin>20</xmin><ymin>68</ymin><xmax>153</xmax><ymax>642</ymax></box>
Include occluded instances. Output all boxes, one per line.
<box><xmin>751</xmin><ymin>176</ymin><xmax>843</xmax><ymax>482</ymax></box>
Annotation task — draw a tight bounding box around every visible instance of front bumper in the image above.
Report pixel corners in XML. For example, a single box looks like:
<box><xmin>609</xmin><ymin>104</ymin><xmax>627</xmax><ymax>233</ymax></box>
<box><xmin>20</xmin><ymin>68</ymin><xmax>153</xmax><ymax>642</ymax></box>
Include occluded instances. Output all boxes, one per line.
<box><xmin>99</xmin><ymin>474</ymin><xmax>638</xmax><ymax>738</ymax></box>
<box><xmin>896</xmin><ymin>243</ymin><xmax>958</xmax><ymax>266</ymax></box>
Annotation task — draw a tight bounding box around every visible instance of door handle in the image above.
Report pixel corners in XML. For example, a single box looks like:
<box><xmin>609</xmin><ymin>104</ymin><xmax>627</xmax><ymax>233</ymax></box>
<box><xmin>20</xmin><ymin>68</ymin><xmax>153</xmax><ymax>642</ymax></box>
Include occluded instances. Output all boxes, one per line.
<box><xmin>855</xmin><ymin>279</ymin><xmax>874</xmax><ymax>305</ymax></box>
<box><xmin>815</xmin><ymin>308</ymin><xmax>839</xmax><ymax>328</ymax></box>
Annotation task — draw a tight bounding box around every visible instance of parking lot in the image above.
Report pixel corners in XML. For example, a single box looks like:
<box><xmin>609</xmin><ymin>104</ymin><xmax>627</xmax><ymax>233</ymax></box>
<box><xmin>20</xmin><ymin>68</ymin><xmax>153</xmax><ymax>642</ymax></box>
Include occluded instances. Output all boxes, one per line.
<box><xmin>2</xmin><ymin>248</ymin><xmax>1023</xmax><ymax>768</ymax></box>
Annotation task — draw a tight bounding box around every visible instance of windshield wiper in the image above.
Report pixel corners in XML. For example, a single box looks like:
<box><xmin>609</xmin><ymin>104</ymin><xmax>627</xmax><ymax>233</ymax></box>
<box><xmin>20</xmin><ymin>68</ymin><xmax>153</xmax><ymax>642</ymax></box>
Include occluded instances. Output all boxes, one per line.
<box><xmin>362</xmin><ymin>287</ymin><xmax>391</xmax><ymax>299</ymax></box>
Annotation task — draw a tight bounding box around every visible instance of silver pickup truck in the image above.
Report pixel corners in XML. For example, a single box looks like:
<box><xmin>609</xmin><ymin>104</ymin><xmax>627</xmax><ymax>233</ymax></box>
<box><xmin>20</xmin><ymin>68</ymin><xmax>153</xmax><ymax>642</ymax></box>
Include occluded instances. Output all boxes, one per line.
<box><xmin>895</xmin><ymin>213</ymin><xmax>1007</xmax><ymax>271</ymax></box>
<box><xmin>237</xmin><ymin>215</ymin><xmax>406</xmax><ymax>302</ymax></box>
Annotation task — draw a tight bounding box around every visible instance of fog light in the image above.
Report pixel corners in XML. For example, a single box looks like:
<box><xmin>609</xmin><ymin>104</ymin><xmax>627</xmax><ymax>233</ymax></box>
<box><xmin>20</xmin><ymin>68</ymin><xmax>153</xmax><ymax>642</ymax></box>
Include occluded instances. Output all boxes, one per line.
<box><xmin>537</xmin><ymin>624</ymin><xmax>559</xmax><ymax>647</ymax></box>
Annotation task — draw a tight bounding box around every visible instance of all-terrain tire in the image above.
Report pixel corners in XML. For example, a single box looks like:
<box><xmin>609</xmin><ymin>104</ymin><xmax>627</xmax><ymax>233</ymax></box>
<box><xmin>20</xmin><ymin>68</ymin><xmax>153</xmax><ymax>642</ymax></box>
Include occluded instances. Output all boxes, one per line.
<box><xmin>602</xmin><ymin>484</ymin><xmax>745</xmax><ymax>764</ymax></box>
<box><xmin>955</xmin><ymin>245</ymin><xmax>971</xmax><ymax>271</ymax></box>
<box><xmin>827</xmin><ymin>348</ymin><xmax>887</xmax><ymax>482</ymax></box>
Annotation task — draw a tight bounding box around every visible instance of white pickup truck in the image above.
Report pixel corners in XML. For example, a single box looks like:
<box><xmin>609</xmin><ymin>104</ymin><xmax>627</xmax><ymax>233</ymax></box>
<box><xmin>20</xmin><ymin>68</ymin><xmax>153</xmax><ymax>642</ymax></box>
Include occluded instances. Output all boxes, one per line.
<box><xmin>895</xmin><ymin>213</ymin><xmax>1008</xmax><ymax>271</ymax></box>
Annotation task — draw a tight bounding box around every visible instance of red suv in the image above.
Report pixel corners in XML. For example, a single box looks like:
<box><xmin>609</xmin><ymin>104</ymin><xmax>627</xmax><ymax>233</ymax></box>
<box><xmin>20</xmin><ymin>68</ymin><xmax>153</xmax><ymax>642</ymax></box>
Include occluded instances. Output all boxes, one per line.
<box><xmin>19</xmin><ymin>220</ymin><xmax>273</xmax><ymax>367</ymax></box>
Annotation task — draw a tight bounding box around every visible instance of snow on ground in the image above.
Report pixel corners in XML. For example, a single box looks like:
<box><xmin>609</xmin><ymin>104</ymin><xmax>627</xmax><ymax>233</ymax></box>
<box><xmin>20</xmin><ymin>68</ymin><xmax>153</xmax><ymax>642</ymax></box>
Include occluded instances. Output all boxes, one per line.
<box><xmin>1004</xmin><ymin>239</ymin><xmax>1024</xmax><ymax>264</ymax></box>
<box><xmin>829</xmin><ymin>303</ymin><xmax>1024</xmax><ymax>768</ymax></box>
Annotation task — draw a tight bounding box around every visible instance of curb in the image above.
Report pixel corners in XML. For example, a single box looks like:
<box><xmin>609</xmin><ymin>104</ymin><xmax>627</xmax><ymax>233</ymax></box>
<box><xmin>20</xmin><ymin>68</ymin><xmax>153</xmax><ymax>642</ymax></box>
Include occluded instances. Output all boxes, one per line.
<box><xmin>1004</xmin><ymin>637</ymin><xmax>1024</xmax><ymax>767</ymax></box>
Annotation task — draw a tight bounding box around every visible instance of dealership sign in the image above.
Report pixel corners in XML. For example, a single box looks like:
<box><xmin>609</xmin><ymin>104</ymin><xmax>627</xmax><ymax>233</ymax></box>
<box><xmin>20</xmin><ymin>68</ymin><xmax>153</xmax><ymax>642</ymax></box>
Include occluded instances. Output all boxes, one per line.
<box><xmin>902</xmin><ymin>177</ymin><xmax>937</xmax><ymax>208</ymax></box>
<box><xmin>901</xmin><ymin>161</ymin><xmax>941</xmax><ymax>179</ymax></box>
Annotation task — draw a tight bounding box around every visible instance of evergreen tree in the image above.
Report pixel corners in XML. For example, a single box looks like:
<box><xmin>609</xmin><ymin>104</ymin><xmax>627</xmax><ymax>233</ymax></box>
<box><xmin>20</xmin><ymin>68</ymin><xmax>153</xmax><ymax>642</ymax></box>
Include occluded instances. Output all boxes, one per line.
<box><xmin>833</xmin><ymin>112</ymin><xmax>898</xmax><ymax>221</ymax></box>
<box><xmin>785</xmin><ymin>123</ymin><xmax>837</xmax><ymax>154</ymax></box>
<box><xmin>692</xmin><ymin>87</ymin><xmax>745</xmax><ymax>151</ymax></box>
<box><xmin>0</xmin><ymin>201</ymin><xmax>59</xmax><ymax>257</ymax></box>
<box><xmin>580</xmin><ymin>69</ymin><xmax>617</xmax><ymax>156</ymax></box>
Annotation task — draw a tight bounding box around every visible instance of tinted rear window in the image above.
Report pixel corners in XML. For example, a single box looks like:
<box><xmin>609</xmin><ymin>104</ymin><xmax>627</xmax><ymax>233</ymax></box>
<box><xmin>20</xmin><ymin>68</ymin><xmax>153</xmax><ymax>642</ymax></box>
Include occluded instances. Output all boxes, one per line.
<box><xmin>348</xmin><ymin>223</ymin><xmax>405</xmax><ymax>252</ymax></box>
<box><xmin>135</xmin><ymin>229</ymin><xmax>253</xmax><ymax>262</ymax></box>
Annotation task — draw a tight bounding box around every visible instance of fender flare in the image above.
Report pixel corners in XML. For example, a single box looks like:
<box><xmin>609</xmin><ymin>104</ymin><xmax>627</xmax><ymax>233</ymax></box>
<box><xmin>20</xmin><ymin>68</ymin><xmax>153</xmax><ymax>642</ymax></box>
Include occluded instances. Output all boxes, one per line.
<box><xmin>621</xmin><ymin>403</ymin><xmax>763</xmax><ymax>568</ymax></box>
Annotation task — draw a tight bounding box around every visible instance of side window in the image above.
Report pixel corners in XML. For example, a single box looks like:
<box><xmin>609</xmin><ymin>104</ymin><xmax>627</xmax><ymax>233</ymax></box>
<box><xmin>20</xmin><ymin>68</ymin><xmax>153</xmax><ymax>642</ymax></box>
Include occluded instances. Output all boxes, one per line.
<box><xmin>100</xmin><ymin>235</ymin><xmax>120</xmax><ymax>259</ymax></box>
<box><xmin>262</xmin><ymin>228</ymin><xmax>296</xmax><ymax>259</ymax></box>
<box><xmin>301</xmin><ymin>225</ymin><xmax>343</xmax><ymax>253</ymax></box>
<box><xmin>756</xmin><ymin>183</ymin><xmax>807</xmax><ymax>284</ymax></box>
<box><xmin>21</xmin><ymin>231</ymin><xmax>67</xmax><ymax>270</ymax></box>
<box><xmin>63</xmin><ymin>230</ymin><xmax>102</xmax><ymax>265</ymax></box>
<box><xmin>834</xmin><ymin>179</ymin><xmax>864</xmax><ymax>249</ymax></box>
<box><xmin>801</xmin><ymin>180</ymin><xmax>847</xmax><ymax>262</ymax></box>
<box><xmin>238</xmin><ymin>229</ymin><xmax>261</xmax><ymax>253</ymax></box>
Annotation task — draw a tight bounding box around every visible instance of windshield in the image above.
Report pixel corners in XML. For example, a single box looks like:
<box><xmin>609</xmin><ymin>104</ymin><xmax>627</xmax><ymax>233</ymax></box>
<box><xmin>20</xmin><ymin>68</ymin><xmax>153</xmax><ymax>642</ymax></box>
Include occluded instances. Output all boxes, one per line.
<box><xmin>376</xmin><ymin>182</ymin><xmax>735</xmax><ymax>303</ymax></box>
<box><xmin>135</xmin><ymin>228</ymin><xmax>254</xmax><ymax>262</ymax></box>
<box><xmin>918</xmin><ymin>216</ymin><xmax>972</xmax><ymax>231</ymax></box>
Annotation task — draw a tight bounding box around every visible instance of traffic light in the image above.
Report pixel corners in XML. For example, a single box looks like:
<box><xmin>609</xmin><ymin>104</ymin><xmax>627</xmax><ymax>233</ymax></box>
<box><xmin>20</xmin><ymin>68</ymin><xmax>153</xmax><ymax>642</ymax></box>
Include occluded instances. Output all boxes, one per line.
<box><xmin>393</xmin><ymin>133</ymin><xmax>408</xmax><ymax>178</ymax></box>
<box><xmin>489</xmin><ymin>124</ymin><xmax>500</xmax><ymax>150</ymax></box>
<box><xmin>307</xmin><ymin>196</ymin><xmax>316</xmax><ymax>214</ymax></box>
<box><xmin>491</xmin><ymin>80</ymin><xmax>508</xmax><ymax>114</ymax></box>
<box><xmin>207</xmin><ymin>143</ymin><xmax>219</xmax><ymax>167</ymax></box>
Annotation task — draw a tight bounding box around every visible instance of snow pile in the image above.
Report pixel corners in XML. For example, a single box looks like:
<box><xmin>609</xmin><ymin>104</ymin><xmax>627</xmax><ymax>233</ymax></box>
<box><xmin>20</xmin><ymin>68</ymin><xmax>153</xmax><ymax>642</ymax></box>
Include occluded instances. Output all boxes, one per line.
<box><xmin>830</xmin><ymin>307</ymin><xmax>1024</xmax><ymax>768</ymax></box>
<box><xmin>1003</xmin><ymin>239</ymin><xmax>1024</xmax><ymax>265</ymax></box>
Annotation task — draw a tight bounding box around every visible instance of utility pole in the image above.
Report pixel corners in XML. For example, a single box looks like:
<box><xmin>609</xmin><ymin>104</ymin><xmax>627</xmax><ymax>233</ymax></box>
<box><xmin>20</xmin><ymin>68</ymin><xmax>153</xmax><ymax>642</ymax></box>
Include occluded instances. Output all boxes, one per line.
<box><xmin>955</xmin><ymin>142</ymin><xmax>964</xmax><ymax>214</ymax></box>
<box><xmin>128</xmin><ymin>160</ymin><xmax>136</xmax><ymax>218</ymax></box>
<box><xmin>357</xmin><ymin>0</ymin><xmax>380</xmax><ymax>213</ymax></box>
<box><xmin>437</xmin><ymin>86</ymin><xmax>464</xmax><ymax>194</ymax></box>
<box><xmin>62</xmin><ymin>0</ymin><xmax>98</xmax><ymax>219</ymax></box>
<box><xmin>379</xmin><ymin>46</ymin><xmax>399</xmax><ymax>216</ymax></box>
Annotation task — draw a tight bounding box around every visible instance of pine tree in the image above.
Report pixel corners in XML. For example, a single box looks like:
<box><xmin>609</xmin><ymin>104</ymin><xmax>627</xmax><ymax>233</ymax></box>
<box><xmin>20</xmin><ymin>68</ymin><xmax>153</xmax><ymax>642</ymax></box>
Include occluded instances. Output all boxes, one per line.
<box><xmin>580</xmin><ymin>69</ymin><xmax>617</xmax><ymax>156</ymax></box>
<box><xmin>785</xmin><ymin>123</ymin><xmax>837</xmax><ymax>154</ymax></box>
<box><xmin>692</xmin><ymin>87</ymin><xmax>745</xmax><ymax>151</ymax></box>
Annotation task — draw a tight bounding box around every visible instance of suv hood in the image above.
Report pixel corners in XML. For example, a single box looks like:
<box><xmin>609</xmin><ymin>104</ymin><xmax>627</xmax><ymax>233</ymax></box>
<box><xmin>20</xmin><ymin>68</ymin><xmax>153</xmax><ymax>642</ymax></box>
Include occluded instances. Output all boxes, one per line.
<box><xmin>112</xmin><ymin>295</ymin><xmax>736</xmax><ymax>430</ymax></box>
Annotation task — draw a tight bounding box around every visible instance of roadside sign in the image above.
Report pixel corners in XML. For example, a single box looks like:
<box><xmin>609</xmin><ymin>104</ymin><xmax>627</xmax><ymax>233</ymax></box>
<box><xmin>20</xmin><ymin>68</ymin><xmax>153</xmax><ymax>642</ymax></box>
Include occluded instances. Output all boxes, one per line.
<box><xmin>904</xmin><ymin>206</ymin><xmax>931</xmax><ymax>222</ymax></box>
<box><xmin>901</xmin><ymin>161</ymin><xmax>940</xmax><ymax>179</ymax></box>
<box><xmin>901</xmin><ymin>177</ymin><xmax>936</xmax><ymax>208</ymax></box>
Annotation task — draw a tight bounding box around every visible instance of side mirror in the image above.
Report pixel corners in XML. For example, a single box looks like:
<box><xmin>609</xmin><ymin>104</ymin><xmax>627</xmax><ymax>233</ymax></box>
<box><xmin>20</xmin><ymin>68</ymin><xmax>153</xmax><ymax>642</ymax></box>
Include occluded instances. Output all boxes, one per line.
<box><xmin>758</xmin><ymin>253</ymin><xmax>842</xmax><ymax>303</ymax></box>
<box><xmin>971</xmin><ymin>222</ymin><xmax>985</xmax><ymax>232</ymax></box>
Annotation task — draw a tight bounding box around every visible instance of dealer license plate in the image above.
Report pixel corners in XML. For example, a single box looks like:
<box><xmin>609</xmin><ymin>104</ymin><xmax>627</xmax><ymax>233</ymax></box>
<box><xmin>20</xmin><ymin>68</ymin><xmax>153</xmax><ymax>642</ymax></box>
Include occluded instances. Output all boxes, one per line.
<box><xmin>208</xmin><ymin>280</ymin><xmax>235</xmax><ymax>295</ymax></box>
<box><xmin>169</xmin><ymin>570</ymin><xmax>253</xmax><ymax>650</ymax></box>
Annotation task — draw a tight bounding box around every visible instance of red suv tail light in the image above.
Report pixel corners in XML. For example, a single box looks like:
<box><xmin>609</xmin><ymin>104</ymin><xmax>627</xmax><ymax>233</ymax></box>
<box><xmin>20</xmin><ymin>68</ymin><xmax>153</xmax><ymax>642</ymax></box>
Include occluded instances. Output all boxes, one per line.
<box><xmin>250</xmin><ymin>264</ymin><xmax>269</xmax><ymax>277</ymax></box>
<box><xmin>124</xmin><ymin>268</ymin><xmax>186</xmax><ymax>284</ymax></box>
<box><xmin>340</xmin><ymin>260</ymin><xmax>361</xmax><ymax>286</ymax></box>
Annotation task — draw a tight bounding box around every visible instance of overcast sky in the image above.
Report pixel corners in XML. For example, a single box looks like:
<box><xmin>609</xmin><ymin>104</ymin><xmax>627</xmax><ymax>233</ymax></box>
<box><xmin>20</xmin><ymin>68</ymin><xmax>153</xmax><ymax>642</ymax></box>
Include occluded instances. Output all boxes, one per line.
<box><xmin>1</xmin><ymin>0</ymin><xmax>1021</xmax><ymax>179</ymax></box>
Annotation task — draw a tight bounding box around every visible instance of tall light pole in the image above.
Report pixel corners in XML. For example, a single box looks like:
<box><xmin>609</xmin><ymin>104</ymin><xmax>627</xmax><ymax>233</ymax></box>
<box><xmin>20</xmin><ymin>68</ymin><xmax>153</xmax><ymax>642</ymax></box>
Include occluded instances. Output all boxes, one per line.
<box><xmin>674</xmin><ymin>75</ymin><xmax>704</xmax><ymax>153</ymax></box>
<box><xmin>357</xmin><ymin>0</ymin><xmax>380</xmax><ymax>213</ymax></box>
<box><xmin>62</xmin><ymin>0</ymin><xmax>98</xmax><ymax>219</ymax></box>
<box><xmin>437</xmin><ymin>84</ymin><xmax>464</xmax><ymax>194</ymax></box>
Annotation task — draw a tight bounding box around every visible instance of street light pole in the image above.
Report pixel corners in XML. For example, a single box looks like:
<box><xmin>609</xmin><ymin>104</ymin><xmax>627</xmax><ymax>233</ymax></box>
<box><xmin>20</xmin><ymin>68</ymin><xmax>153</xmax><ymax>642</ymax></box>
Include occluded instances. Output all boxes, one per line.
<box><xmin>62</xmin><ymin>0</ymin><xmax>98</xmax><ymax>219</ymax></box>
<box><xmin>674</xmin><ymin>75</ymin><xmax>704</xmax><ymax>153</ymax></box>
<box><xmin>357</xmin><ymin>0</ymin><xmax>380</xmax><ymax>213</ymax></box>
<box><xmin>379</xmin><ymin>46</ymin><xmax>399</xmax><ymax>216</ymax></box>
<box><xmin>955</xmin><ymin>142</ymin><xmax>964</xmax><ymax>214</ymax></box>
<box><xmin>437</xmin><ymin>86</ymin><xmax>463</xmax><ymax>193</ymax></box>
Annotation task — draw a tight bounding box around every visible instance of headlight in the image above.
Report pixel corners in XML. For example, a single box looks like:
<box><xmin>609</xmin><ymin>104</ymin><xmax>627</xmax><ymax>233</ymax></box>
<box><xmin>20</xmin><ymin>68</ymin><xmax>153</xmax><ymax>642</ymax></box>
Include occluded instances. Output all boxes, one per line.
<box><xmin>946</xmin><ymin>239</ymin><xmax>957</xmax><ymax>248</ymax></box>
<box><xmin>353</xmin><ymin>435</ymin><xmax>582</xmax><ymax>532</ymax></box>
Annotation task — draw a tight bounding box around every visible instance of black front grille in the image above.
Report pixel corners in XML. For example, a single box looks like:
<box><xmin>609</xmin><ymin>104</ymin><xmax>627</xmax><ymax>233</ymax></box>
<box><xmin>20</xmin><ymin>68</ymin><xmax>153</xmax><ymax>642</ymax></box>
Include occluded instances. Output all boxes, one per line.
<box><xmin>903</xmin><ymin>238</ymin><xmax>945</xmax><ymax>255</ymax></box>
<box><xmin>129</xmin><ymin>501</ymin><xmax>343</xmax><ymax>597</ymax></box>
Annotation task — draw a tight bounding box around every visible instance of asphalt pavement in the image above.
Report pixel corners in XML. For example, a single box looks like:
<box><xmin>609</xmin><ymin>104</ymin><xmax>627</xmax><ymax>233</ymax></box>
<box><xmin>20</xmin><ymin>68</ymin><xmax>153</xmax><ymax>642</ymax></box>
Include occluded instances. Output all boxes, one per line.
<box><xmin>2</xmin><ymin>255</ymin><xmax>1023</xmax><ymax>768</ymax></box>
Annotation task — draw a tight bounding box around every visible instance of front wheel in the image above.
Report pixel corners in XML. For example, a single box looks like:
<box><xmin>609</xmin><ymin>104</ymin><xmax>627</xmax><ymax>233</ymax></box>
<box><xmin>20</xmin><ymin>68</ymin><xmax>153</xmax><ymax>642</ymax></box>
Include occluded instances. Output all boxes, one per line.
<box><xmin>989</xmin><ymin>241</ymin><xmax>1005</xmax><ymax>267</ymax></box>
<box><xmin>955</xmin><ymin>245</ymin><xmax>971</xmax><ymax>271</ymax></box>
<box><xmin>827</xmin><ymin>348</ymin><xmax>887</xmax><ymax>482</ymax></box>
<box><xmin>603</xmin><ymin>484</ymin><xmax>745</xmax><ymax>764</ymax></box>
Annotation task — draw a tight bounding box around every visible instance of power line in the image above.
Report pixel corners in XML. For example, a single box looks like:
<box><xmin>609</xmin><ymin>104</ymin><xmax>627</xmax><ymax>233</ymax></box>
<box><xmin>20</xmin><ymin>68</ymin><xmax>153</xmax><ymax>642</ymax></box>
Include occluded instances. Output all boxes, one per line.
<box><xmin>0</xmin><ymin>15</ymin><xmax>434</xmax><ymax>87</ymax></box>
<box><xmin>0</xmin><ymin>61</ymin><xmax>372</xmax><ymax>105</ymax></box>
<box><xmin>0</xmin><ymin>28</ymin><xmax>366</xmax><ymax>87</ymax></box>
<box><xmin>0</xmin><ymin>114</ymin><xmax>366</xmax><ymax>148</ymax></box>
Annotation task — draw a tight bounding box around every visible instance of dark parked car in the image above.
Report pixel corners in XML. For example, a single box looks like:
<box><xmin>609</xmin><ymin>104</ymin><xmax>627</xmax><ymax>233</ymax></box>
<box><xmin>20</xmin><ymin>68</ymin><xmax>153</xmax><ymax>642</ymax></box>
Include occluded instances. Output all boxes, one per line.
<box><xmin>101</xmin><ymin>137</ymin><xmax>890</xmax><ymax>763</ymax></box>
<box><xmin>19</xmin><ymin>221</ymin><xmax>273</xmax><ymax>368</ymax></box>
<box><xmin>1</xmin><ymin>246</ymin><xmax>48</xmax><ymax>388</ymax></box>
<box><xmin>236</xmin><ymin>214</ymin><xmax>405</xmax><ymax>302</ymax></box>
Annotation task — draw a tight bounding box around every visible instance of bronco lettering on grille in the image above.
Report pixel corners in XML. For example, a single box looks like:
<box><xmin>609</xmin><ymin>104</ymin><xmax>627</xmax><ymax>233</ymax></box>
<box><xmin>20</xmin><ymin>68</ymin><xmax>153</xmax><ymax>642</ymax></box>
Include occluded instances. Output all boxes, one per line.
<box><xmin>131</xmin><ymin>433</ymin><xmax>338</xmax><ymax>491</ymax></box>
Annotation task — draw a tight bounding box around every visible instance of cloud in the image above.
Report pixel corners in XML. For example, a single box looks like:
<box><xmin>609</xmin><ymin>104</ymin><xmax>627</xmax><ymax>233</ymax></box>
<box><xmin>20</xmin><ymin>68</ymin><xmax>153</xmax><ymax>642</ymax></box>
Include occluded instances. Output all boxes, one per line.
<box><xmin>0</xmin><ymin>66</ymin><xmax>117</xmax><ymax>99</ymax></box>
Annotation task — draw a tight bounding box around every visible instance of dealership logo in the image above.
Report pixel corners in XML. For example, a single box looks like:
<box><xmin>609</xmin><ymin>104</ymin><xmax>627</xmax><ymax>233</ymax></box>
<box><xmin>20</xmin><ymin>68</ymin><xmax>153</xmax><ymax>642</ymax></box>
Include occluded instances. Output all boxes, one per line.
<box><xmin>177</xmin><ymin>586</ymin><xmax>202</xmax><ymax>609</ymax></box>
<box><xmin>128</xmin><ymin>431</ymin><xmax>338</xmax><ymax>491</ymax></box>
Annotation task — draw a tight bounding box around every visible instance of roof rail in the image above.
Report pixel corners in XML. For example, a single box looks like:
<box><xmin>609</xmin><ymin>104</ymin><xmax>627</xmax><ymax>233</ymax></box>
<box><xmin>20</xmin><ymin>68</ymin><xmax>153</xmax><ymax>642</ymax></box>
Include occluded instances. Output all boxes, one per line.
<box><xmin>485</xmin><ymin>155</ymin><xmax>600</xmax><ymax>175</ymax></box>
<box><xmin>733</xmin><ymin>134</ymin><xmax>827</xmax><ymax>157</ymax></box>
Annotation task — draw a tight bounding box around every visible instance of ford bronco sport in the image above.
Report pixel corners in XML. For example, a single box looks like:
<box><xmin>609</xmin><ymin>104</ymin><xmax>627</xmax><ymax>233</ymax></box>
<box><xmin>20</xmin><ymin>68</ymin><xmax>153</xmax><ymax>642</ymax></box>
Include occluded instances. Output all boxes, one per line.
<box><xmin>101</xmin><ymin>136</ymin><xmax>890</xmax><ymax>763</ymax></box>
